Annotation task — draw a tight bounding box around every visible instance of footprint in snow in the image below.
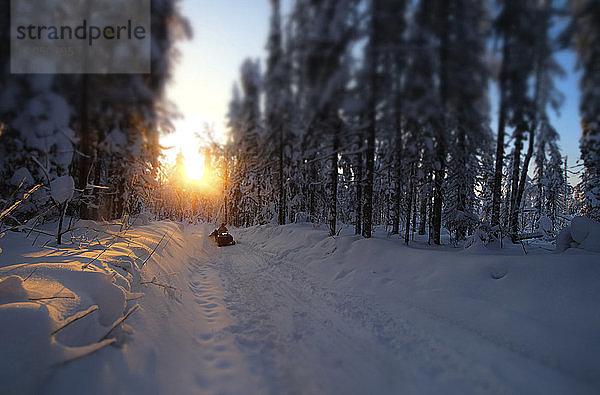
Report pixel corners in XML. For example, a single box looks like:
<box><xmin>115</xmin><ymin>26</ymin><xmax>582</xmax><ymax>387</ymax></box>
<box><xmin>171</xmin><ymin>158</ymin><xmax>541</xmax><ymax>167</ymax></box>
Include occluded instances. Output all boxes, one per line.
<box><xmin>490</xmin><ymin>265</ymin><xmax>508</xmax><ymax>280</ymax></box>
<box><xmin>334</xmin><ymin>268</ymin><xmax>353</xmax><ymax>280</ymax></box>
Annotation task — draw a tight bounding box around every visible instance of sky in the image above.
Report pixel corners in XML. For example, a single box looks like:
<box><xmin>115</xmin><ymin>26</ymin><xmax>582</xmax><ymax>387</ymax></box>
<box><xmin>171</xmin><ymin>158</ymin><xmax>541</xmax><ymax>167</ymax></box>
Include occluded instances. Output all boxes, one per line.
<box><xmin>160</xmin><ymin>0</ymin><xmax>276</xmax><ymax>172</ymax></box>
<box><xmin>545</xmin><ymin>51</ymin><xmax>582</xmax><ymax>182</ymax></box>
<box><xmin>162</xmin><ymin>0</ymin><xmax>584</xmax><ymax>183</ymax></box>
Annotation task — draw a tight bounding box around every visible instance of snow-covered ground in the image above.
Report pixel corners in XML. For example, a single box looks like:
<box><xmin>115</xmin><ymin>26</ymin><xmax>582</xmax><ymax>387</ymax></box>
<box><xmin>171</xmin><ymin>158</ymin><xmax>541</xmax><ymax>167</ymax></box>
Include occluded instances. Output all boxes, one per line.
<box><xmin>1</xmin><ymin>220</ymin><xmax>599</xmax><ymax>394</ymax></box>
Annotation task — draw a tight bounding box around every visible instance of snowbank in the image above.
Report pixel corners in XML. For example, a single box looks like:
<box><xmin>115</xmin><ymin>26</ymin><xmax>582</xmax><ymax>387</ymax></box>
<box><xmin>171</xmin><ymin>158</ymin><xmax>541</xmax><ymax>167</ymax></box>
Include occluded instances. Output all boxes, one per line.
<box><xmin>3</xmin><ymin>219</ymin><xmax>598</xmax><ymax>394</ymax></box>
<box><xmin>0</xmin><ymin>219</ymin><xmax>187</xmax><ymax>394</ymax></box>
<box><xmin>236</xmin><ymin>222</ymin><xmax>600</xmax><ymax>391</ymax></box>
<box><xmin>555</xmin><ymin>216</ymin><xmax>600</xmax><ymax>253</ymax></box>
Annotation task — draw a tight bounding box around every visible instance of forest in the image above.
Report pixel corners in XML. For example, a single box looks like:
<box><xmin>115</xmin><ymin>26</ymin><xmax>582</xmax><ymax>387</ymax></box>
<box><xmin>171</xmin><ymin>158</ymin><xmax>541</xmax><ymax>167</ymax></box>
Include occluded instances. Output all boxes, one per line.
<box><xmin>1</xmin><ymin>0</ymin><xmax>599</xmax><ymax>247</ymax></box>
<box><xmin>217</xmin><ymin>0</ymin><xmax>600</xmax><ymax>245</ymax></box>
<box><xmin>1</xmin><ymin>1</ymin><xmax>600</xmax><ymax>393</ymax></box>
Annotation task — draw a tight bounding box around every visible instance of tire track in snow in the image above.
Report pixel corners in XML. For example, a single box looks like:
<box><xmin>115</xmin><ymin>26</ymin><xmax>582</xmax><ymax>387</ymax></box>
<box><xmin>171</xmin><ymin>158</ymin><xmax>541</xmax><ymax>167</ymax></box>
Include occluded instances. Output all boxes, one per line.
<box><xmin>213</xmin><ymin>243</ymin><xmax>430</xmax><ymax>394</ymax></box>
<box><xmin>211</xmin><ymin>241</ymin><xmax>596</xmax><ymax>395</ymax></box>
<box><xmin>187</xmin><ymin>256</ymin><xmax>262</xmax><ymax>393</ymax></box>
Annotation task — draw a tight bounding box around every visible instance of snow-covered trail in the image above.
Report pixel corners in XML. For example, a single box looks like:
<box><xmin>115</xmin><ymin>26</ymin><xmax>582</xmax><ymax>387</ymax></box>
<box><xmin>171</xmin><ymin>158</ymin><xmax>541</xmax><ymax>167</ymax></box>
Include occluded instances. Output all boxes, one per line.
<box><xmin>4</xmin><ymin>220</ymin><xmax>597</xmax><ymax>394</ymax></box>
<box><xmin>195</xmin><ymin>230</ymin><xmax>597</xmax><ymax>395</ymax></box>
<box><xmin>31</xmin><ymin>222</ymin><xmax>597</xmax><ymax>394</ymax></box>
<box><xmin>215</xmin><ymin>243</ymin><xmax>408</xmax><ymax>394</ymax></box>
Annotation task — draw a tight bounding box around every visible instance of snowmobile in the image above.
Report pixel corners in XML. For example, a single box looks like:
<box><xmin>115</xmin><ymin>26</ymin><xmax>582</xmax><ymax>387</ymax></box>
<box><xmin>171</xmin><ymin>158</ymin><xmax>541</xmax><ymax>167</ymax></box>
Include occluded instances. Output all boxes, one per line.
<box><xmin>209</xmin><ymin>229</ymin><xmax>236</xmax><ymax>247</ymax></box>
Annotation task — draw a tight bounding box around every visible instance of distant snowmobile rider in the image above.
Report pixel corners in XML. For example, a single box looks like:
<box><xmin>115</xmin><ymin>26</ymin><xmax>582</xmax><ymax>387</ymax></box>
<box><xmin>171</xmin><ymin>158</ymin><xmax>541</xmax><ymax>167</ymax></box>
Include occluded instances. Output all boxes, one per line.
<box><xmin>218</xmin><ymin>223</ymin><xmax>228</xmax><ymax>234</ymax></box>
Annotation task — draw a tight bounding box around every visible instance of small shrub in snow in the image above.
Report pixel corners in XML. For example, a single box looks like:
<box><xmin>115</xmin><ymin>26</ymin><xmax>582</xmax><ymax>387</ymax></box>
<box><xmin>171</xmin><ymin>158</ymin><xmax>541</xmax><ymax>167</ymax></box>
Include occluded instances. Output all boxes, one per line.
<box><xmin>464</xmin><ymin>228</ymin><xmax>490</xmax><ymax>251</ymax></box>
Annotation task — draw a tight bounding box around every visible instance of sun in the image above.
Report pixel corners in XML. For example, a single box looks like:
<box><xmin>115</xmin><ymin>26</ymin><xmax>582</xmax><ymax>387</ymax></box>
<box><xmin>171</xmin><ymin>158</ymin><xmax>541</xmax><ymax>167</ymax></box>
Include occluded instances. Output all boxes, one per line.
<box><xmin>184</xmin><ymin>153</ymin><xmax>205</xmax><ymax>181</ymax></box>
<box><xmin>176</xmin><ymin>151</ymin><xmax>221</xmax><ymax>195</ymax></box>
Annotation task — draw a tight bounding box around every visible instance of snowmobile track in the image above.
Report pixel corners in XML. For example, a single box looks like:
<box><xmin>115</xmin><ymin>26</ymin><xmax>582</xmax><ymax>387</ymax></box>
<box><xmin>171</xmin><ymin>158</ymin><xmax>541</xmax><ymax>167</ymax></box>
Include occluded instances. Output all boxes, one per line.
<box><xmin>201</xmin><ymin>239</ymin><xmax>597</xmax><ymax>395</ymax></box>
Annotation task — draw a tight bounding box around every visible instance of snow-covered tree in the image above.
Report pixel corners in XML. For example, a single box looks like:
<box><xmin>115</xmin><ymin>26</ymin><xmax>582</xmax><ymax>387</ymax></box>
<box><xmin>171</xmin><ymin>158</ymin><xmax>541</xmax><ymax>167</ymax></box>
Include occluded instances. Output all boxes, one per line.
<box><xmin>227</xmin><ymin>59</ymin><xmax>265</xmax><ymax>226</ymax></box>
<box><xmin>396</xmin><ymin>0</ymin><xmax>441</xmax><ymax>243</ymax></box>
<box><xmin>511</xmin><ymin>0</ymin><xmax>566</xmax><ymax>236</ymax></box>
<box><xmin>287</xmin><ymin>0</ymin><xmax>358</xmax><ymax>236</ymax></box>
<box><xmin>491</xmin><ymin>0</ymin><xmax>535</xmax><ymax>230</ymax></box>
<box><xmin>570</xmin><ymin>0</ymin><xmax>600</xmax><ymax>220</ymax></box>
<box><xmin>264</xmin><ymin>0</ymin><xmax>295</xmax><ymax>226</ymax></box>
<box><xmin>443</xmin><ymin>0</ymin><xmax>492</xmax><ymax>241</ymax></box>
<box><xmin>0</xmin><ymin>0</ymin><xmax>189</xmax><ymax>222</ymax></box>
<box><xmin>219</xmin><ymin>0</ymin><xmax>578</xmax><ymax>249</ymax></box>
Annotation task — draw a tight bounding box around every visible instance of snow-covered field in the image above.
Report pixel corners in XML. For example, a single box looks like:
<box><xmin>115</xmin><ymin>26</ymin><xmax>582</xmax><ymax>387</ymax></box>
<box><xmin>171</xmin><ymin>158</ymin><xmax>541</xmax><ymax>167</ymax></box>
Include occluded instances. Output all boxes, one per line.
<box><xmin>1</xmin><ymin>220</ymin><xmax>599</xmax><ymax>394</ymax></box>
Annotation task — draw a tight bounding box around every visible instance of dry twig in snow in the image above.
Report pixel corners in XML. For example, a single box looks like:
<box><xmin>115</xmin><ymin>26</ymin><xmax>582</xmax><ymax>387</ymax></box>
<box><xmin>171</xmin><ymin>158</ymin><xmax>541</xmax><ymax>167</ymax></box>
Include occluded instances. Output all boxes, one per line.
<box><xmin>99</xmin><ymin>304</ymin><xmax>140</xmax><ymax>341</ymax></box>
<box><xmin>51</xmin><ymin>305</ymin><xmax>99</xmax><ymax>336</ymax></box>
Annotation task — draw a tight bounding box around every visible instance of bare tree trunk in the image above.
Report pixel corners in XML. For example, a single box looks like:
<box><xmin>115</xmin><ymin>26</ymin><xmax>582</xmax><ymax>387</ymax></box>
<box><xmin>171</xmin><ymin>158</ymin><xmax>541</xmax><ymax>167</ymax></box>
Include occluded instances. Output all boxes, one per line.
<box><xmin>278</xmin><ymin>125</ymin><xmax>286</xmax><ymax>225</ymax></box>
<box><xmin>363</xmin><ymin>121</ymin><xmax>375</xmax><ymax>239</ymax></box>
<box><xmin>419</xmin><ymin>195</ymin><xmax>427</xmax><ymax>235</ymax></box>
<box><xmin>92</xmin><ymin>158</ymin><xmax>102</xmax><ymax>220</ymax></box>
<box><xmin>456</xmin><ymin>129</ymin><xmax>467</xmax><ymax>241</ymax></box>
<box><xmin>536</xmin><ymin>141</ymin><xmax>545</xmax><ymax>221</ymax></box>
<box><xmin>77</xmin><ymin>74</ymin><xmax>94</xmax><ymax>219</ymax></box>
<box><xmin>519</xmin><ymin>36</ymin><xmax>544</xmax><ymax>232</ymax></box>
<box><xmin>329</xmin><ymin>119</ymin><xmax>340</xmax><ymax>236</ymax></box>
<box><xmin>491</xmin><ymin>103</ymin><xmax>506</xmax><ymax>228</ymax></box>
<box><xmin>428</xmin><ymin>190</ymin><xmax>433</xmax><ymax>245</ymax></box>
<box><xmin>355</xmin><ymin>141</ymin><xmax>363</xmax><ymax>235</ymax></box>
<box><xmin>419</xmin><ymin>170</ymin><xmax>431</xmax><ymax>235</ymax></box>
<box><xmin>309</xmin><ymin>164</ymin><xmax>316</xmax><ymax>222</ymax></box>
<box><xmin>515</xmin><ymin>126</ymin><xmax>535</xmax><ymax>234</ymax></box>
<box><xmin>431</xmin><ymin>0</ymin><xmax>449</xmax><ymax>245</ymax></box>
<box><xmin>412</xmin><ymin>188</ymin><xmax>417</xmax><ymax>236</ymax></box>
<box><xmin>56</xmin><ymin>202</ymin><xmax>67</xmax><ymax>245</ymax></box>
<box><xmin>509</xmin><ymin>122</ymin><xmax>525</xmax><ymax>236</ymax></box>
<box><xmin>391</xmin><ymin>130</ymin><xmax>402</xmax><ymax>234</ymax></box>
<box><xmin>404</xmin><ymin>165</ymin><xmax>414</xmax><ymax>245</ymax></box>
<box><xmin>257</xmin><ymin>181</ymin><xmax>263</xmax><ymax>224</ymax></box>
<box><xmin>391</xmin><ymin>78</ymin><xmax>403</xmax><ymax>234</ymax></box>
<box><xmin>431</xmin><ymin>161</ymin><xmax>445</xmax><ymax>245</ymax></box>
<box><xmin>491</xmin><ymin>19</ymin><xmax>511</xmax><ymax>228</ymax></box>
<box><xmin>363</xmin><ymin>0</ymin><xmax>380</xmax><ymax>239</ymax></box>
<box><xmin>223</xmin><ymin>162</ymin><xmax>229</xmax><ymax>224</ymax></box>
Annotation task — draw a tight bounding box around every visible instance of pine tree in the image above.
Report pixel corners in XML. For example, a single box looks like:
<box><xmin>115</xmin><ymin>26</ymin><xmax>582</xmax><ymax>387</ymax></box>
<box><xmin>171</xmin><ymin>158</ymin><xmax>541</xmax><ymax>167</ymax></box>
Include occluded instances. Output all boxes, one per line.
<box><xmin>570</xmin><ymin>0</ymin><xmax>600</xmax><ymax>219</ymax></box>
<box><xmin>265</xmin><ymin>0</ymin><xmax>295</xmax><ymax>226</ymax></box>
<box><xmin>0</xmin><ymin>0</ymin><xmax>188</xmax><ymax>222</ymax></box>
<box><xmin>512</xmin><ymin>0</ymin><xmax>565</xmax><ymax>236</ymax></box>
<box><xmin>227</xmin><ymin>59</ymin><xmax>264</xmax><ymax>226</ymax></box>
<box><xmin>402</xmin><ymin>0</ymin><xmax>441</xmax><ymax>243</ymax></box>
<box><xmin>492</xmin><ymin>0</ymin><xmax>529</xmax><ymax>229</ymax></box>
<box><xmin>362</xmin><ymin>0</ymin><xmax>382</xmax><ymax>239</ymax></box>
<box><xmin>443</xmin><ymin>0</ymin><xmax>492</xmax><ymax>241</ymax></box>
<box><xmin>379</xmin><ymin>0</ymin><xmax>407</xmax><ymax>236</ymax></box>
<box><xmin>288</xmin><ymin>0</ymin><xmax>357</xmax><ymax>235</ymax></box>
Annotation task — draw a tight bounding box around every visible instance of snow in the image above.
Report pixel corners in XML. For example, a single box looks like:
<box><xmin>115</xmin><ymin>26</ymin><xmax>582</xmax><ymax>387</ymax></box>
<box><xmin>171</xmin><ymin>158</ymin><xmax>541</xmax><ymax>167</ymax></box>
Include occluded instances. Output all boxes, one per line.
<box><xmin>1</xmin><ymin>220</ymin><xmax>599</xmax><ymax>394</ymax></box>
<box><xmin>12</xmin><ymin>91</ymin><xmax>75</xmax><ymax>172</ymax></box>
<box><xmin>294</xmin><ymin>211</ymin><xmax>310</xmax><ymax>223</ymax></box>
<box><xmin>571</xmin><ymin>216</ymin><xmax>591</xmax><ymax>243</ymax></box>
<box><xmin>50</xmin><ymin>176</ymin><xmax>74</xmax><ymax>204</ymax></box>
<box><xmin>0</xmin><ymin>299</ymin><xmax>115</xmax><ymax>394</ymax></box>
<box><xmin>538</xmin><ymin>214</ymin><xmax>553</xmax><ymax>233</ymax></box>
<box><xmin>555</xmin><ymin>216</ymin><xmax>600</xmax><ymax>253</ymax></box>
<box><xmin>0</xmin><ymin>220</ymin><xmax>182</xmax><ymax>394</ymax></box>
<box><xmin>9</xmin><ymin>167</ymin><xmax>35</xmax><ymax>187</ymax></box>
<box><xmin>99</xmin><ymin>128</ymin><xmax>127</xmax><ymax>153</ymax></box>
<box><xmin>0</xmin><ymin>275</ymin><xmax>28</xmax><ymax>303</ymax></box>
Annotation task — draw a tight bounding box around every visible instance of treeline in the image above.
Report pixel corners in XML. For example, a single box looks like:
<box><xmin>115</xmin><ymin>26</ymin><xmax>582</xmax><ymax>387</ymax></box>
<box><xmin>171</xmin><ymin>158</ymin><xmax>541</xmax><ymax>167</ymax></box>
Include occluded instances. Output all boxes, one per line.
<box><xmin>150</xmin><ymin>149</ymin><xmax>227</xmax><ymax>223</ymax></box>
<box><xmin>223</xmin><ymin>0</ymin><xmax>599</xmax><ymax>243</ymax></box>
<box><xmin>0</xmin><ymin>0</ymin><xmax>189</xmax><ymax>227</ymax></box>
